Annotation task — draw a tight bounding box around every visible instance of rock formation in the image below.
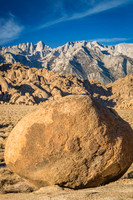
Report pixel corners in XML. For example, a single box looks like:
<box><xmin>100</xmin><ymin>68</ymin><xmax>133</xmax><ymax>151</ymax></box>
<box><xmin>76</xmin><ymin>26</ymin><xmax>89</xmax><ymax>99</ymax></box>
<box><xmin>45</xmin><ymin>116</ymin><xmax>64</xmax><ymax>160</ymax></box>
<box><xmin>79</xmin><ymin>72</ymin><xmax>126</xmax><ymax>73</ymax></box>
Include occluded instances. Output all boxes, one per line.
<box><xmin>0</xmin><ymin>62</ymin><xmax>132</xmax><ymax>109</ymax></box>
<box><xmin>0</xmin><ymin>63</ymin><xmax>88</xmax><ymax>105</ymax></box>
<box><xmin>86</xmin><ymin>74</ymin><xmax>133</xmax><ymax>109</ymax></box>
<box><xmin>107</xmin><ymin>75</ymin><xmax>133</xmax><ymax>109</ymax></box>
<box><xmin>0</xmin><ymin>75</ymin><xmax>8</xmax><ymax>94</ymax></box>
<box><xmin>5</xmin><ymin>95</ymin><xmax>133</xmax><ymax>189</ymax></box>
<box><xmin>0</xmin><ymin>41</ymin><xmax>133</xmax><ymax>84</ymax></box>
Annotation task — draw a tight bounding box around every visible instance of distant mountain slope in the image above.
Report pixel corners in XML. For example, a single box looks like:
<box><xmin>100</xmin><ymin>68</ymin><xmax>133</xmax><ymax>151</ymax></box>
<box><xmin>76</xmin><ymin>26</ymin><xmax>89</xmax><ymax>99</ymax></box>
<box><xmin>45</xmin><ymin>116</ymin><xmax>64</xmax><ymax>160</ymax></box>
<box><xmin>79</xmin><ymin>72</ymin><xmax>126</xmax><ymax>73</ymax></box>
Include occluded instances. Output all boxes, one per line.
<box><xmin>0</xmin><ymin>41</ymin><xmax>52</xmax><ymax>68</ymax></box>
<box><xmin>0</xmin><ymin>41</ymin><xmax>133</xmax><ymax>84</ymax></box>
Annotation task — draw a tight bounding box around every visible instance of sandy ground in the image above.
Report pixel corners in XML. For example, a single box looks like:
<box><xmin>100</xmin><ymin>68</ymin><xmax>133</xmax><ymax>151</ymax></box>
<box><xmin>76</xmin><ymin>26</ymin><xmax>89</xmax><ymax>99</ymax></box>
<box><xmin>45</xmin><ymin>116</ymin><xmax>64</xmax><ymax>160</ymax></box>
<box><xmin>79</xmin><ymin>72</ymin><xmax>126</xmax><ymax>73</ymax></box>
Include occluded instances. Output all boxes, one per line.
<box><xmin>0</xmin><ymin>105</ymin><xmax>133</xmax><ymax>200</ymax></box>
<box><xmin>0</xmin><ymin>180</ymin><xmax>133</xmax><ymax>200</ymax></box>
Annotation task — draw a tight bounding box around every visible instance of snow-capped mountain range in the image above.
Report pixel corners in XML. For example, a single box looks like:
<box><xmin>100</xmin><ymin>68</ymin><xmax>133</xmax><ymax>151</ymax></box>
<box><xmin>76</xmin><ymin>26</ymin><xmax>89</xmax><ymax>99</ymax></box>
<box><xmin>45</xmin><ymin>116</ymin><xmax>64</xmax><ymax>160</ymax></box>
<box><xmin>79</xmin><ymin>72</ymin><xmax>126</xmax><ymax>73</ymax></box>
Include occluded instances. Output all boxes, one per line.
<box><xmin>0</xmin><ymin>41</ymin><xmax>133</xmax><ymax>84</ymax></box>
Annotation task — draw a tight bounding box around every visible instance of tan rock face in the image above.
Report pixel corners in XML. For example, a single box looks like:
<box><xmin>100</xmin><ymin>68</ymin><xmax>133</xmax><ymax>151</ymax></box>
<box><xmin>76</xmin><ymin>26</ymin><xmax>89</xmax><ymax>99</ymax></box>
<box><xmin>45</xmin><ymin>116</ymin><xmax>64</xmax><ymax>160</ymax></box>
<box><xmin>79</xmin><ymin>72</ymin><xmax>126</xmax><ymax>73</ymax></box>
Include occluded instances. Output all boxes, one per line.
<box><xmin>107</xmin><ymin>74</ymin><xmax>133</xmax><ymax>109</ymax></box>
<box><xmin>85</xmin><ymin>74</ymin><xmax>133</xmax><ymax>109</ymax></box>
<box><xmin>0</xmin><ymin>62</ymin><xmax>132</xmax><ymax>109</ymax></box>
<box><xmin>0</xmin><ymin>63</ymin><xmax>88</xmax><ymax>104</ymax></box>
<box><xmin>4</xmin><ymin>95</ymin><xmax>133</xmax><ymax>189</ymax></box>
<box><xmin>0</xmin><ymin>75</ymin><xmax>8</xmax><ymax>94</ymax></box>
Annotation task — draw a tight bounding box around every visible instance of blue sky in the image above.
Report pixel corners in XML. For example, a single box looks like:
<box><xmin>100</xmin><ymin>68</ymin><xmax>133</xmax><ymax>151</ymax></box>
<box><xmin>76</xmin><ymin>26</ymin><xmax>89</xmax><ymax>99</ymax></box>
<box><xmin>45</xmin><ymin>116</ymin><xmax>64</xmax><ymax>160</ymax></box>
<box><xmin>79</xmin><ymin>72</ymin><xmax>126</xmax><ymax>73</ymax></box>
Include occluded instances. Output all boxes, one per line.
<box><xmin>0</xmin><ymin>0</ymin><xmax>133</xmax><ymax>48</ymax></box>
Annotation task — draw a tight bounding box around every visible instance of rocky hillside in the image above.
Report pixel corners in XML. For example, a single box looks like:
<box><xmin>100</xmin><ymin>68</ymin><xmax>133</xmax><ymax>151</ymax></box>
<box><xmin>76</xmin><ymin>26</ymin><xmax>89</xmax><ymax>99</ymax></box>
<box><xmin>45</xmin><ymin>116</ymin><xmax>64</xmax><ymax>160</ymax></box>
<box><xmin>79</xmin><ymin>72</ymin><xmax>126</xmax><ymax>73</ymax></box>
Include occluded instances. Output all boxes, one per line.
<box><xmin>86</xmin><ymin>74</ymin><xmax>133</xmax><ymax>109</ymax></box>
<box><xmin>0</xmin><ymin>63</ymin><xmax>132</xmax><ymax>109</ymax></box>
<box><xmin>0</xmin><ymin>63</ymin><xmax>88</xmax><ymax>105</ymax></box>
<box><xmin>0</xmin><ymin>41</ymin><xmax>133</xmax><ymax>84</ymax></box>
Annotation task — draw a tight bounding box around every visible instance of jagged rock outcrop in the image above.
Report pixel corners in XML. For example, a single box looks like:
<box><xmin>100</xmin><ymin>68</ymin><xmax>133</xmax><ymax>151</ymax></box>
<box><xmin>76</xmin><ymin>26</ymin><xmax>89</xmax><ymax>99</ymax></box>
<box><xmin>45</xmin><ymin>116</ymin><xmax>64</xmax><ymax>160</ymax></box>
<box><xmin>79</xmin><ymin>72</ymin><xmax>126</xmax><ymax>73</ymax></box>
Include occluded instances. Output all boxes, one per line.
<box><xmin>115</xmin><ymin>43</ymin><xmax>133</xmax><ymax>59</ymax></box>
<box><xmin>0</xmin><ymin>63</ymin><xmax>132</xmax><ymax>108</ymax></box>
<box><xmin>0</xmin><ymin>41</ymin><xmax>51</xmax><ymax>68</ymax></box>
<box><xmin>107</xmin><ymin>74</ymin><xmax>133</xmax><ymax>109</ymax></box>
<box><xmin>41</xmin><ymin>41</ymin><xmax>133</xmax><ymax>84</ymax></box>
<box><xmin>0</xmin><ymin>41</ymin><xmax>133</xmax><ymax>84</ymax></box>
<box><xmin>0</xmin><ymin>75</ymin><xmax>8</xmax><ymax>94</ymax></box>
<box><xmin>0</xmin><ymin>63</ymin><xmax>88</xmax><ymax>105</ymax></box>
<box><xmin>5</xmin><ymin>95</ymin><xmax>133</xmax><ymax>189</ymax></box>
<box><xmin>87</xmin><ymin>74</ymin><xmax>133</xmax><ymax>109</ymax></box>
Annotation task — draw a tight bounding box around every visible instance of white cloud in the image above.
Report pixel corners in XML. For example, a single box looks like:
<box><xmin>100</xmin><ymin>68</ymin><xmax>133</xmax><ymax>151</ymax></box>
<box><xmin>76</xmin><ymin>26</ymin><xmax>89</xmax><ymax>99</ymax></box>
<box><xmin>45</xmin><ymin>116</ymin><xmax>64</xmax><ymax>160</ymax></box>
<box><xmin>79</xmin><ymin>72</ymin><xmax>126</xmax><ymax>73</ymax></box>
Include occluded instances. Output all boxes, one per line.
<box><xmin>38</xmin><ymin>16</ymin><xmax>66</xmax><ymax>29</ymax></box>
<box><xmin>38</xmin><ymin>0</ymin><xmax>133</xmax><ymax>29</ymax></box>
<box><xmin>69</xmin><ymin>0</ymin><xmax>131</xmax><ymax>20</ymax></box>
<box><xmin>89</xmin><ymin>38</ymin><xmax>130</xmax><ymax>43</ymax></box>
<box><xmin>0</xmin><ymin>15</ymin><xmax>24</xmax><ymax>45</ymax></box>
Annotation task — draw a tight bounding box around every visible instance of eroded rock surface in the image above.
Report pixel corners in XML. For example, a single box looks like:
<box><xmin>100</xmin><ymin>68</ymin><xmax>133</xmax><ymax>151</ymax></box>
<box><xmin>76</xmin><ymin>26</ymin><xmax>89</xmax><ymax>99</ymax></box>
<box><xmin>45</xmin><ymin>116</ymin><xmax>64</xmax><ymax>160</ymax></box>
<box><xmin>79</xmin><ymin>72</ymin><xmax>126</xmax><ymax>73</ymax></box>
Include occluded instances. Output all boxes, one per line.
<box><xmin>0</xmin><ymin>63</ymin><xmax>88</xmax><ymax>105</ymax></box>
<box><xmin>4</xmin><ymin>95</ymin><xmax>133</xmax><ymax>189</ymax></box>
<box><xmin>0</xmin><ymin>63</ymin><xmax>133</xmax><ymax>109</ymax></box>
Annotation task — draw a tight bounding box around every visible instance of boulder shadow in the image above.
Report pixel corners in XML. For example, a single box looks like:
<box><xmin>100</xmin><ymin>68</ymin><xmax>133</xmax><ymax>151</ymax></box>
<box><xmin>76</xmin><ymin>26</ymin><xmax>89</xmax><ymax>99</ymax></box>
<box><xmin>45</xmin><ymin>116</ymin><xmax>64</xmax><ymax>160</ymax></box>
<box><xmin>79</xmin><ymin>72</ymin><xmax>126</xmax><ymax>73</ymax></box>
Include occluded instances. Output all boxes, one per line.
<box><xmin>84</xmin><ymin>80</ymin><xmax>116</xmax><ymax>107</ymax></box>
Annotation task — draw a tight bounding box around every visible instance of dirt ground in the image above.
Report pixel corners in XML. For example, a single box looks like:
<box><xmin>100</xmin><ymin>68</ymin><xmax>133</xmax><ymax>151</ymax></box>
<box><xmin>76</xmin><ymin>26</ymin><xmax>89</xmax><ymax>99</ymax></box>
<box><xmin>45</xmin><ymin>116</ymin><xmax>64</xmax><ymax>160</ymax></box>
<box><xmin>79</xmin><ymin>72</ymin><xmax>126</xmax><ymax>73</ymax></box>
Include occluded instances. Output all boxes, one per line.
<box><xmin>0</xmin><ymin>105</ymin><xmax>133</xmax><ymax>200</ymax></box>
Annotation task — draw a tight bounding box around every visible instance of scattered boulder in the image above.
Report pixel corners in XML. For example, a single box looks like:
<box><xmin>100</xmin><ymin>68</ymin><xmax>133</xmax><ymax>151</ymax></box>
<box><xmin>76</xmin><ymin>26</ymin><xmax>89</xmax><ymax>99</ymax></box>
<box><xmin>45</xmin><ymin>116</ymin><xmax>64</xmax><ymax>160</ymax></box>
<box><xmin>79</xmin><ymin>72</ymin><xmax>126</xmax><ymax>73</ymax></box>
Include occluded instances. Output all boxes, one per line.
<box><xmin>0</xmin><ymin>63</ymin><xmax>89</xmax><ymax>105</ymax></box>
<box><xmin>9</xmin><ymin>93</ymin><xmax>21</xmax><ymax>104</ymax></box>
<box><xmin>5</xmin><ymin>95</ymin><xmax>133</xmax><ymax>189</ymax></box>
<box><xmin>15</xmin><ymin>95</ymin><xmax>35</xmax><ymax>105</ymax></box>
<box><xmin>51</xmin><ymin>87</ymin><xmax>62</xmax><ymax>99</ymax></box>
<box><xmin>0</xmin><ymin>75</ymin><xmax>8</xmax><ymax>94</ymax></box>
<box><xmin>0</xmin><ymin>63</ymin><xmax>133</xmax><ymax>108</ymax></box>
<box><xmin>33</xmin><ymin>89</ymin><xmax>50</xmax><ymax>102</ymax></box>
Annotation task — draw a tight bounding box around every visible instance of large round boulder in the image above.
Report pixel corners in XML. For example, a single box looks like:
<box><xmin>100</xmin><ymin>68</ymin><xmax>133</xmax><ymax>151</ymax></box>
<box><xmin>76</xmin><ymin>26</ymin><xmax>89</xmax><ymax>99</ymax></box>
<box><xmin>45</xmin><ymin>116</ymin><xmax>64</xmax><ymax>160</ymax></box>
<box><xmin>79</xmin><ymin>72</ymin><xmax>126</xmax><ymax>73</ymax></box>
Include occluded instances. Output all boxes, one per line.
<box><xmin>4</xmin><ymin>95</ymin><xmax>133</xmax><ymax>189</ymax></box>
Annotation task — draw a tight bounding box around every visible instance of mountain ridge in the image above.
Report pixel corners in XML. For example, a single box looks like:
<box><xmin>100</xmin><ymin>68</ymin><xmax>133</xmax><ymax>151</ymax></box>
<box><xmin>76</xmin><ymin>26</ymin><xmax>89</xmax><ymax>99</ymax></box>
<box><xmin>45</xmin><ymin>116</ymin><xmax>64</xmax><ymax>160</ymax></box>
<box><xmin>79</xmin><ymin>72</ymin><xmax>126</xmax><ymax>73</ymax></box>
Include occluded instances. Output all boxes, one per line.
<box><xmin>0</xmin><ymin>41</ymin><xmax>133</xmax><ymax>84</ymax></box>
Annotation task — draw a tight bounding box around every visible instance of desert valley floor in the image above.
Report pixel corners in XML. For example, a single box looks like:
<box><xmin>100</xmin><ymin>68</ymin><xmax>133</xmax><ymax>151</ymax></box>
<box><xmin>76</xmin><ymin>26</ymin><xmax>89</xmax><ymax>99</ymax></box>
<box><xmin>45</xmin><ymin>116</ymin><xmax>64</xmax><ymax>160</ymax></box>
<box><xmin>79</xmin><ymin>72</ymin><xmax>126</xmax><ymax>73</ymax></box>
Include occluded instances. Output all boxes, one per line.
<box><xmin>0</xmin><ymin>104</ymin><xmax>133</xmax><ymax>200</ymax></box>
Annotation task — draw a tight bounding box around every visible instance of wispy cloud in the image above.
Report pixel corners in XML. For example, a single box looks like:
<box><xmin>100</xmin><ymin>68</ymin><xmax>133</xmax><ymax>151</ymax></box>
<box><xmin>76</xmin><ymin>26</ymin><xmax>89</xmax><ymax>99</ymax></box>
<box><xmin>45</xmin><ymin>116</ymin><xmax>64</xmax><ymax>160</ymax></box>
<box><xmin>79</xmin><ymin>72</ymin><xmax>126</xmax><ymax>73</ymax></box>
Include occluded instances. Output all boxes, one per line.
<box><xmin>38</xmin><ymin>0</ymin><xmax>133</xmax><ymax>29</ymax></box>
<box><xmin>0</xmin><ymin>14</ymin><xmax>24</xmax><ymax>45</ymax></box>
<box><xmin>69</xmin><ymin>0</ymin><xmax>131</xmax><ymax>20</ymax></box>
<box><xmin>38</xmin><ymin>16</ymin><xmax>66</xmax><ymax>29</ymax></box>
<box><xmin>89</xmin><ymin>38</ymin><xmax>130</xmax><ymax>43</ymax></box>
